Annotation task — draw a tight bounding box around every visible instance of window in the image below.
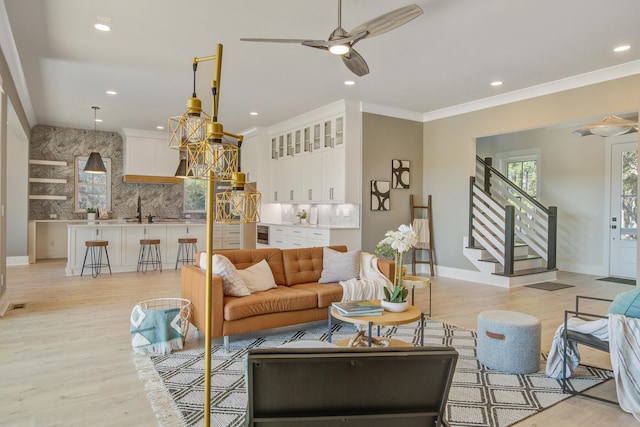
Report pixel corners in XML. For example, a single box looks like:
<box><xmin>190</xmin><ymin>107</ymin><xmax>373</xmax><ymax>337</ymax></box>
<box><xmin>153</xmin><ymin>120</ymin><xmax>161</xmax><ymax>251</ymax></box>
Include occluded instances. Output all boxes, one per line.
<box><xmin>75</xmin><ymin>156</ymin><xmax>111</xmax><ymax>212</ymax></box>
<box><xmin>497</xmin><ymin>149</ymin><xmax>540</xmax><ymax>199</ymax></box>
<box><xmin>184</xmin><ymin>178</ymin><xmax>207</xmax><ymax>212</ymax></box>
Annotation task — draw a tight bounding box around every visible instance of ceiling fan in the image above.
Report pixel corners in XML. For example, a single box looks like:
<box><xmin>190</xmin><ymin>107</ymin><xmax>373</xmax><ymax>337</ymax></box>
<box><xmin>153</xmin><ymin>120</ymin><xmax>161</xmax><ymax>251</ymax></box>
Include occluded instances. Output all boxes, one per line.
<box><xmin>240</xmin><ymin>0</ymin><xmax>423</xmax><ymax>76</ymax></box>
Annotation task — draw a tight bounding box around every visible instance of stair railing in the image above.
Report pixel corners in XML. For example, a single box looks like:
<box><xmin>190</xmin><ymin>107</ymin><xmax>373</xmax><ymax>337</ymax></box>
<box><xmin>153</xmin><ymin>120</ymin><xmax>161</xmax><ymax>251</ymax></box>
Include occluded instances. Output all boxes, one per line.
<box><xmin>469</xmin><ymin>156</ymin><xmax>557</xmax><ymax>275</ymax></box>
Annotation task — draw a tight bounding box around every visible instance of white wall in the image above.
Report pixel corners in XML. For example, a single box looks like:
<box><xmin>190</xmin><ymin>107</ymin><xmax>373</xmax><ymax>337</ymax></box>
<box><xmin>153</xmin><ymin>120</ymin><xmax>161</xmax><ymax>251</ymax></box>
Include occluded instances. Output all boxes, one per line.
<box><xmin>6</xmin><ymin>110</ymin><xmax>28</xmax><ymax>261</ymax></box>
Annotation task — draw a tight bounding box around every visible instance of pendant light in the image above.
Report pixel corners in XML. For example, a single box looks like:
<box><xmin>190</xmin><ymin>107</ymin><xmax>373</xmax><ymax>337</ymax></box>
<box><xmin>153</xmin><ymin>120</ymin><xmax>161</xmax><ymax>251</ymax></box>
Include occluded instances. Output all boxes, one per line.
<box><xmin>84</xmin><ymin>106</ymin><xmax>107</xmax><ymax>174</ymax></box>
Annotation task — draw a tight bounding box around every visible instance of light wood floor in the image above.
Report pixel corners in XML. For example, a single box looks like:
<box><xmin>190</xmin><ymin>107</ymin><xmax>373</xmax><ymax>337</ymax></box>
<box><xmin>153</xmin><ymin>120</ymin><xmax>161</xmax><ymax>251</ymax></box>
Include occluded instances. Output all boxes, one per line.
<box><xmin>0</xmin><ymin>260</ymin><xmax>635</xmax><ymax>426</ymax></box>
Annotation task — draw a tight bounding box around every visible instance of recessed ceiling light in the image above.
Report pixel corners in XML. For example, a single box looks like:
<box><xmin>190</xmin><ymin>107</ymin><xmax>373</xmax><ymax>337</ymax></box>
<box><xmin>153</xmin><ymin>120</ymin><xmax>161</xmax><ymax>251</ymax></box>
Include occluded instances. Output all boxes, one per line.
<box><xmin>614</xmin><ymin>44</ymin><xmax>631</xmax><ymax>52</ymax></box>
<box><xmin>94</xmin><ymin>23</ymin><xmax>111</xmax><ymax>32</ymax></box>
<box><xmin>156</xmin><ymin>126</ymin><xmax>164</xmax><ymax>130</ymax></box>
<box><xmin>491</xmin><ymin>81</ymin><xmax>503</xmax><ymax>87</ymax></box>
<box><xmin>106</xmin><ymin>90</ymin><xmax>117</xmax><ymax>95</ymax></box>
<box><xmin>250</xmin><ymin>112</ymin><xmax>258</xmax><ymax>116</ymax></box>
<box><xmin>344</xmin><ymin>80</ymin><xmax>355</xmax><ymax>86</ymax></box>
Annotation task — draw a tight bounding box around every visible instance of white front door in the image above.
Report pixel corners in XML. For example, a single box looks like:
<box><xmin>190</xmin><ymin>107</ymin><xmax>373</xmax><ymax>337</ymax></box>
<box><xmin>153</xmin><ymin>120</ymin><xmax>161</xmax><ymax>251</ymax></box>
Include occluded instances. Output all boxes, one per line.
<box><xmin>609</xmin><ymin>140</ymin><xmax>638</xmax><ymax>278</ymax></box>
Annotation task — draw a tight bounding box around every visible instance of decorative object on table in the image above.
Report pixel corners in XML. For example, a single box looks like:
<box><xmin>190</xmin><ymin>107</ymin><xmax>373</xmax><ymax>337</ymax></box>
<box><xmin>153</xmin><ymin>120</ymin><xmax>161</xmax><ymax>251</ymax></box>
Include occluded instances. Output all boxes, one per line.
<box><xmin>86</xmin><ymin>208</ymin><xmax>96</xmax><ymax>221</ymax></box>
<box><xmin>370</xmin><ymin>180</ymin><xmax>390</xmax><ymax>211</ymax></box>
<box><xmin>376</xmin><ymin>224</ymin><xmax>418</xmax><ymax>312</ymax></box>
<box><xmin>130</xmin><ymin>298</ymin><xmax>191</xmax><ymax>354</ymax></box>
<box><xmin>391</xmin><ymin>159</ymin><xmax>410</xmax><ymax>189</ymax></box>
<box><xmin>308</xmin><ymin>207</ymin><xmax>319</xmax><ymax>225</ymax></box>
<box><xmin>296</xmin><ymin>209</ymin><xmax>308</xmax><ymax>224</ymax></box>
<box><xmin>332</xmin><ymin>299</ymin><xmax>383</xmax><ymax>316</ymax></box>
<box><xmin>98</xmin><ymin>207</ymin><xmax>109</xmax><ymax>220</ymax></box>
<box><xmin>138</xmin><ymin>320</ymin><xmax>613</xmax><ymax>427</ymax></box>
<box><xmin>347</xmin><ymin>330</ymin><xmax>390</xmax><ymax>347</ymax></box>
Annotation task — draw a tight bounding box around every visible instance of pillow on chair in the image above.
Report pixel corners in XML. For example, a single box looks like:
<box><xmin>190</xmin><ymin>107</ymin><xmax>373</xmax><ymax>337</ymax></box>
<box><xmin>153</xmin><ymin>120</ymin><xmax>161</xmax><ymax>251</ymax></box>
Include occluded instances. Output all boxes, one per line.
<box><xmin>607</xmin><ymin>288</ymin><xmax>640</xmax><ymax>318</ymax></box>
<box><xmin>318</xmin><ymin>247</ymin><xmax>360</xmax><ymax>283</ymax></box>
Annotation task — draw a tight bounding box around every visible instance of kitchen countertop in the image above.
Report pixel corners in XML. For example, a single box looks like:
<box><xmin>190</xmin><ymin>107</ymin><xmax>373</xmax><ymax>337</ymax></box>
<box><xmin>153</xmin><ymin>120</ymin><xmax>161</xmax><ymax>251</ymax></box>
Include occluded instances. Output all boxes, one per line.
<box><xmin>31</xmin><ymin>219</ymin><xmax>206</xmax><ymax>225</ymax></box>
<box><xmin>258</xmin><ymin>222</ymin><xmax>359</xmax><ymax>230</ymax></box>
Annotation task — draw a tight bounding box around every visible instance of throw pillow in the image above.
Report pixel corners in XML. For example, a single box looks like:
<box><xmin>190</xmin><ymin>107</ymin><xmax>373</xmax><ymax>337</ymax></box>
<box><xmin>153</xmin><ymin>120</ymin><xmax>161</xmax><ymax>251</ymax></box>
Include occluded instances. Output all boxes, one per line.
<box><xmin>237</xmin><ymin>259</ymin><xmax>277</xmax><ymax>293</ymax></box>
<box><xmin>318</xmin><ymin>247</ymin><xmax>360</xmax><ymax>283</ymax></box>
<box><xmin>200</xmin><ymin>253</ymin><xmax>250</xmax><ymax>297</ymax></box>
<box><xmin>607</xmin><ymin>288</ymin><xmax>640</xmax><ymax>318</ymax></box>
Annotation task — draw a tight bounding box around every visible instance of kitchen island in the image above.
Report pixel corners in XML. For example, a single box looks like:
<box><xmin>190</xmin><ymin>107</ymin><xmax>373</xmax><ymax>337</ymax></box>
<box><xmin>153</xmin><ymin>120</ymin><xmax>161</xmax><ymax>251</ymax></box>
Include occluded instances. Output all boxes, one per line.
<box><xmin>64</xmin><ymin>220</ymin><xmax>249</xmax><ymax>276</ymax></box>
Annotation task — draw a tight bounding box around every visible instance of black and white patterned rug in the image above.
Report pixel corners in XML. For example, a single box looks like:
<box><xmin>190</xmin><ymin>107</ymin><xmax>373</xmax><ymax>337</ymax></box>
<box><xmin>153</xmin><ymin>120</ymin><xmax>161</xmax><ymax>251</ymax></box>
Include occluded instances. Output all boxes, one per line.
<box><xmin>135</xmin><ymin>319</ymin><xmax>613</xmax><ymax>427</ymax></box>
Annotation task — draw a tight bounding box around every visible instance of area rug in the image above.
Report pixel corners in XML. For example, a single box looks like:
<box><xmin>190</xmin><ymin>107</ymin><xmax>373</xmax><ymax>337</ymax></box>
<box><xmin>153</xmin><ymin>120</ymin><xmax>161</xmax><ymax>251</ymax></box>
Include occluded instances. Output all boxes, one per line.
<box><xmin>524</xmin><ymin>282</ymin><xmax>574</xmax><ymax>291</ymax></box>
<box><xmin>135</xmin><ymin>320</ymin><xmax>613</xmax><ymax>427</ymax></box>
<box><xmin>597</xmin><ymin>276</ymin><xmax>636</xmax><ymax>286</ymax></box>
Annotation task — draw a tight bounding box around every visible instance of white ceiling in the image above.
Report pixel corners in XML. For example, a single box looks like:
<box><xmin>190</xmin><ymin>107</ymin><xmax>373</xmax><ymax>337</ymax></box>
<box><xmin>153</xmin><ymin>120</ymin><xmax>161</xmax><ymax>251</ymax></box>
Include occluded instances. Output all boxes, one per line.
<box><xmin>2</xmin><ymin>0</ymin><xmax>640</xmax><ymax>135</ymax></box>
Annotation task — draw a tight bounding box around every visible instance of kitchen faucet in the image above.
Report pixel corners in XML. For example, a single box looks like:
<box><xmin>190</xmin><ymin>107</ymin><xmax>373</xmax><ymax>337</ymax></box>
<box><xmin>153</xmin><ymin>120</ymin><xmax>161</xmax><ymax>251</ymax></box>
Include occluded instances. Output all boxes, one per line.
<box><xmin>137</xmin><ymin>195</ymin><xmax>142</xmax><ymax>223</ymax></box>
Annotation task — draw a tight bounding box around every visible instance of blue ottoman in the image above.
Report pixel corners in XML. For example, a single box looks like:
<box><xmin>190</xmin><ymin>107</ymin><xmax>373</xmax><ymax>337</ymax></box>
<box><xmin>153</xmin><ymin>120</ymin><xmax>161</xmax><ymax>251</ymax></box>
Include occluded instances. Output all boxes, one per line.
<box><xmin>477</xmin><ymin>310</ymin><xmax>541</xmax><ymax>374</ymax></box>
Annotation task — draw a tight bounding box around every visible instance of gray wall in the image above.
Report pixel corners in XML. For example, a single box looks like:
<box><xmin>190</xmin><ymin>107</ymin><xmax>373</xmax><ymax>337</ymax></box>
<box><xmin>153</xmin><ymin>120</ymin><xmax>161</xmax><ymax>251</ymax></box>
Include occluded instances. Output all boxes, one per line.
<box><xmin>361</xmin><ymin>113</ymin><xmax>423</xmax><ymax>258</ymax></box>
<box><xmin>423</xmin><ymin>74</ymin><xmax>640</xmax><ymax>276</ymax></box>
<box><xmin>29</xmin><ymin>125</ymin><xmax>195</xmax><ymax>221</ymax></box>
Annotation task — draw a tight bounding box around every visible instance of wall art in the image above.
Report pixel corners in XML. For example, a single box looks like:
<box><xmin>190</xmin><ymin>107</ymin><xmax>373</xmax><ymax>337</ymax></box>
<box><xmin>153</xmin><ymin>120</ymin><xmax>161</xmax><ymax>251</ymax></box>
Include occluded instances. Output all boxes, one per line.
<box><xmin>392</xmin><ymin>159</ymin><xmax>410</xmax><ymax>189</ymax></box>
<box><xmin>370</xmin><ymin>180</ymin><xmax>390</xmax><ymax>211</ymax></box>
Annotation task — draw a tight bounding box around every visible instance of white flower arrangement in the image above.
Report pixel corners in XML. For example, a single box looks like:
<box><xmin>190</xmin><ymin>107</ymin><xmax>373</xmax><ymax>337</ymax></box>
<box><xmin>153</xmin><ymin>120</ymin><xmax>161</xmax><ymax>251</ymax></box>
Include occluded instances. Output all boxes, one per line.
<box><xmin>375</xmin><ymin>224</ymin><xmax>418</xmax><ymax>303</ymax></box>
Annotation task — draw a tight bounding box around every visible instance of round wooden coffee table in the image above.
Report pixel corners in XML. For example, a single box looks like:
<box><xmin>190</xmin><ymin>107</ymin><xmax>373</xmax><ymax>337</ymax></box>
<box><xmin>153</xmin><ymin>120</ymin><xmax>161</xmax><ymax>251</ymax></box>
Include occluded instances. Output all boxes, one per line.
<box><xmin>328</xmin><ymin>300</ymin><xmax>424</xmax><ymax>347</ymax></box>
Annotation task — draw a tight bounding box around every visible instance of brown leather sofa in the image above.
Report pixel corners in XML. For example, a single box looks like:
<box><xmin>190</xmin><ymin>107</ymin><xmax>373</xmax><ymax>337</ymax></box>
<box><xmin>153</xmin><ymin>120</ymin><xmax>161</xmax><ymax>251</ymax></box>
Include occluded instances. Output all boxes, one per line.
<box><xmin>181</xmin><ymin>245</ymin><xmax>394</xmax><ymax>348</ymax></box>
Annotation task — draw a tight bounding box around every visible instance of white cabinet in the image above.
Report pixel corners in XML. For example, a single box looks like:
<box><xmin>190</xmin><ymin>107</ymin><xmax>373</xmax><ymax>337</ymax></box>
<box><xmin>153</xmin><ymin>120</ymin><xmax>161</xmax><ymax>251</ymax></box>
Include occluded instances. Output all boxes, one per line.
<box><xmin>122</xmin><ymin>128</ymin><xmax>178</xmax><ymax>177</ymax></box>
<box><xmin>284</xmin><ymin>157</ymin><xmax>303</xmax><ymax>202</ymax></box>
<box><xmin>322</xmin><ymin>148</ymin><xmax>346</xmax><ymax>202</ymax></box>
<box><xmin>302</xmin><ymin>155</ymin><xmax>322</xmax><ymax>202</ymax></box>
<box><xmin>267</xmin><ymin>225</ymin><xmax>357</xmax><ymax>250</ymax></box>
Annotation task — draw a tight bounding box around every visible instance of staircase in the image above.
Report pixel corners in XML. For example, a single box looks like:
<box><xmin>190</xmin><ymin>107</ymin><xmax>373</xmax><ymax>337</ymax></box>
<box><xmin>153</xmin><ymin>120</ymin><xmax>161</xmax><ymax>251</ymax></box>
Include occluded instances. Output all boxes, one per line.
<box><xmin>465</xmin><ymin>157</ymin><xmax>558</xmax><ymax>287</ymax></box>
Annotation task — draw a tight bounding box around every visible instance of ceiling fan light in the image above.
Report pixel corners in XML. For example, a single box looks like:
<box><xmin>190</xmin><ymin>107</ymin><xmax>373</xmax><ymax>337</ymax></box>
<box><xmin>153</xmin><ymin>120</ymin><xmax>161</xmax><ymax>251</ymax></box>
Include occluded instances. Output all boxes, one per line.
<box><xmin>329</xmin><ymin>44</ymin><xmax>350</xmax><ymax>55</ymax></box>
<box><xmin>572</xmin><ymin>115</ymin><xmax>639</xmax><ymax>137</ymax></box>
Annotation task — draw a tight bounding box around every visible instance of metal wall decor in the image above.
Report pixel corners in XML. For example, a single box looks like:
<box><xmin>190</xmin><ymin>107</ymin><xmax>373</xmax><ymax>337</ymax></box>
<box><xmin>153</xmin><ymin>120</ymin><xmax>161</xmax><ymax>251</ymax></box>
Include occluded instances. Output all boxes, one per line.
<box><xmin>371</xmin><ymin>180</ymin><xmax>390</xmax><ymax>211</ymax></box>
<box><xmin>392</xmin><ymin>159</ymin><xmax>410</xmax><ymax>189</ymax></box>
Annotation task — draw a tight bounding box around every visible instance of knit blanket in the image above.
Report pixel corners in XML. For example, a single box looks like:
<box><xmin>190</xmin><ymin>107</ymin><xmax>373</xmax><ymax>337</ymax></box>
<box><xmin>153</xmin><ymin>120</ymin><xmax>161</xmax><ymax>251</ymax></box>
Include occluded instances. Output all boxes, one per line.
<box><xmin>546</xmin><ymin>314</ymin><xmax>640</xmax><ymax>422</ymax></box>
<box><xmin>130</xmin><ymin>306</ymin><xmax>184</xmax><ymax>355</ymax></box>
<box><xmin>339</xmin><ymin>252</ymin><xmax>391</xmax><ymax>301</ymax></box>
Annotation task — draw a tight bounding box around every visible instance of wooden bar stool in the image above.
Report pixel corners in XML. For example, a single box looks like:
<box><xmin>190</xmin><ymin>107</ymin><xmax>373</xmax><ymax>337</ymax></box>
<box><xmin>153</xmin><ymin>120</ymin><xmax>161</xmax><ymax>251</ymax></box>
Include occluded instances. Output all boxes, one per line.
<box><xmin>81</xmin><ymin>240</ymin><xmax>112</xmax><ymax>278</ymax></box>
<box><xmin>175</xmin><ymin>237</ymin><xmax>198</xmax><ymax>270</ymax></box>
<box><xmin>137</xmin><ymin>239</ymin><xmax>162</xmax><ymax>274</ymax></box>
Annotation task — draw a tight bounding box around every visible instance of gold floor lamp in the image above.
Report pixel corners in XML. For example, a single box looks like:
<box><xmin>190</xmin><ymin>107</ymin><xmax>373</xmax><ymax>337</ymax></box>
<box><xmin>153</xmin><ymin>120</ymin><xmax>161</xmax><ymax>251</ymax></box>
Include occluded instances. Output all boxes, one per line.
<box><xmin>167</xmin><ymin>43</ymin><xmax>260</xmax><ymax>426</ymax></box>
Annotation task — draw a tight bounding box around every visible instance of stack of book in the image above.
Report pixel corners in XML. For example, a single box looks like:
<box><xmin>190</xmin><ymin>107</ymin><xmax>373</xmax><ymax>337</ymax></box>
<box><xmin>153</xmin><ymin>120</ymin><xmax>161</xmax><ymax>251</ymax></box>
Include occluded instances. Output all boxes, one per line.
<box><xmin>332</xmin><ymin>300</ymin><xmax>383</xmax><ymax>317</ymax></box>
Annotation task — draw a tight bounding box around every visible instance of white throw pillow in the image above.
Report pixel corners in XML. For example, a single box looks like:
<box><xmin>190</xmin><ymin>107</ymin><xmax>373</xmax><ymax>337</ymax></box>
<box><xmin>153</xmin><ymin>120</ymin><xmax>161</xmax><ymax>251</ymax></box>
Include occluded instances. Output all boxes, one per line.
<box><xmin>237</xmin><ymin>259</ymin><xmax>277</xmax><ymax>293</ymax></box>
<box><xmin>200</xmin><ymin>253</ymin><xmax>250</xmax><ymax>297</ymax></box>
<box><xmin>318</xmin><ymin>247</ymin><xmax>360</xmax><ymax>283</ymax></box>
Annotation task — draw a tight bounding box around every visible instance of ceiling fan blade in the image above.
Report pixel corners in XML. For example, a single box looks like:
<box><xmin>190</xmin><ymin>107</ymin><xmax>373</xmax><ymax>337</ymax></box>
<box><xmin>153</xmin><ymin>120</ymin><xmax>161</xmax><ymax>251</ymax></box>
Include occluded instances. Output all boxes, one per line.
<box><xmin>342</xmin><ymin>49</ymin><xmax>369</xmax><ymax>77</ymax></box>
<box><xmin>241</xmin><ymin>37</ymin><xmax>325</xmax><ymax>44</ymax></box>
<box><xmin>348</xmin><ymin>4</ymin><xmax>423</xmax><ymax>39</ymax></box>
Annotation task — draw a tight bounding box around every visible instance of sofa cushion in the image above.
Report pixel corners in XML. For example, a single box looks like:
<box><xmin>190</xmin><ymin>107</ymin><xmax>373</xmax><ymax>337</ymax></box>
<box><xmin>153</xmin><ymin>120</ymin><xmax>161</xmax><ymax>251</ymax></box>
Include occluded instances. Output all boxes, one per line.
<box><xmin>238</xmin><ymin>259</ymin><xmax>277</xmax><ymax>293</ymax></box>
<box><xmin>223</xmin><ymin>286</ymin><xmax>318</xmax><ymax>321</ymax></box>
<box><xmin>292</xmin><ymin>283</ymin><xmax>343</xmax><ymax>308</ymax></box>
<box><xmin>208</xmin><ymin>249</ymin><xmax>286</xmax><ymax>285</ymax></box>
<box><xmin>318</xmin><ymin>247</ymin><xmax>360</xmax><ymax>283</ymax></box>
<box><xmin>282</xmin><ymin>246</ymin><xmax>347</xmax><ymax>286</ymax></box>
<box><xmin>202</xmin><ymin>254</ymin><xmax>250</xmax><ymax>297</ymax></box>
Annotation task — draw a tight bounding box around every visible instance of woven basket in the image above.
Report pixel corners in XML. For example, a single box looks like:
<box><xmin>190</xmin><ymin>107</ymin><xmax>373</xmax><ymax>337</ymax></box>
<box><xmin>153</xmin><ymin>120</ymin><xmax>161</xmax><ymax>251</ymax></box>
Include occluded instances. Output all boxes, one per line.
<box><xmin>136</xmin><ymin>298</ymin><xmax>192</xmax><ymax>344</ymax></box>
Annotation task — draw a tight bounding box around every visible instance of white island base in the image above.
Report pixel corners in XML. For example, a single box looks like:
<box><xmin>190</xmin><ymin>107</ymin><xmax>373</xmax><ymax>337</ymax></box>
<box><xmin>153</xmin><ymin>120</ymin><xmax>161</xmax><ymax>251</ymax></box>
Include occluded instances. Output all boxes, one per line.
<box><xmin>66</xmin><ymin>222</ymin><xmax>248</xmax><ymax>276</ymax></box>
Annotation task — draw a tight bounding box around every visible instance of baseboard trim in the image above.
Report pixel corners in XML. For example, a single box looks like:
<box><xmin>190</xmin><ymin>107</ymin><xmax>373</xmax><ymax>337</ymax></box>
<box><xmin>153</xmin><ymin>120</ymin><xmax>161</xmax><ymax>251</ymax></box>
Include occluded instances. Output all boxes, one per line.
<box><xmin>7</xmin><ymin>256</ymin><xmax>29</xmax><ymax>266</ymax></box>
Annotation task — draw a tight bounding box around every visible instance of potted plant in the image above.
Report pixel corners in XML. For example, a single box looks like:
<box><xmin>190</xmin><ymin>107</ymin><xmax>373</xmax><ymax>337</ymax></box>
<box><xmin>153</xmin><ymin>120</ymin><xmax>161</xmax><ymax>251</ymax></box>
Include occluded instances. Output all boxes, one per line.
<box><xmin>86</xmin><ymin>208</ymin><xmax>97</xmax><ymax>221</ymax></box>
<box><xmin>375</xmin><ymin>224</ymin><xmax>418</xmax><ymax>312</ymax></box>
<box><xmin>297</xmin><ymin>209</ymin><xmax>308</xmax><ymax>224</ymax></box>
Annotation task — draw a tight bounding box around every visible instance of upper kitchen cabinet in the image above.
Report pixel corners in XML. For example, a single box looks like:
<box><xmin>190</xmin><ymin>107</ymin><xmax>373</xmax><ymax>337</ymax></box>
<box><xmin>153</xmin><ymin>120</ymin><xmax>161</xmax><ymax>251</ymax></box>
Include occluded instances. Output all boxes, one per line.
<box><xmin>267</xmin><ymin>100</ymin><xmax>361</xmax><ymax>204</ymax></box>
<box><xmin>241</xmin><ymin>127</ymin><xmax>269</xmax><ymax>187</ymax></box>
<box><xmin>122</xmin><ymin>128</ymin><xmax>179</xmax><ymax>184</ymax></box>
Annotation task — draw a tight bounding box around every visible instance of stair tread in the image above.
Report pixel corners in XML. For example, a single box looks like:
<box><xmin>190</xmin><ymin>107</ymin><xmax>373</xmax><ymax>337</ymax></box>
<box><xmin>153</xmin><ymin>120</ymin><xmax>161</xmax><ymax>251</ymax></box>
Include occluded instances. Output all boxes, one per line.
<box><xmin>493</xmin><ymin>267</ymin><xmax>558</xmax><ymax>277</ymax></box>
<box><xmin>478</xmin><ymin>254</ymin><xmax>541</xmax><ymax>263</ymax></box>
